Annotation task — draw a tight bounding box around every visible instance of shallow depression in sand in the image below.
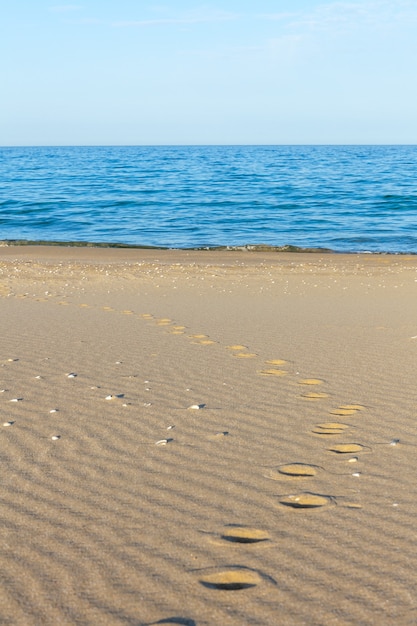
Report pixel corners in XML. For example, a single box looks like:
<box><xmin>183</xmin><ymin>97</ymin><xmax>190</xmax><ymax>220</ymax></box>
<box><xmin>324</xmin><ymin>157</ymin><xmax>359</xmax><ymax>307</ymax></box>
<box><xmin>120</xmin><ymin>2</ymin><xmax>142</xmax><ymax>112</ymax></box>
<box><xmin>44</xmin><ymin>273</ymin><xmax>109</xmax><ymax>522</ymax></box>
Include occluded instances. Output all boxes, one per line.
<box><xmin>312</xmin><ymin>428</ymin><xmax>345</xmax><ymax>435</ymax></box>
<box><xmin>221</xmin><ymin>526</ymin><xmax>270</xmax><ymax>544</ymax></box>
<box><xmin>302</xmin><ymin>391</ymin><xmax>329</xmax><ymax>399</ymax></box>
<box><xmin>198</xmin><ymin>567</ymin><xmax>262</xmax><ymax>590</ymax></box>
<box><xmin>279</xmin><ymin>493</ymin><xmax>330</xmax><ymax>509</ymax></box>
<box><xmin>196</xmin><ymin>339</ymin><xmax>217</xmax><ymax>345</ymax></box>
<box><xmin>259</xmin><ymin>368</ymin><xmax>287</xmax><ymax>376</ymax></box>
<box><xmin>277</xmin><ymin>463</ymin><xmax>318</xmax><ymax>477</ymax></box>
<box><xmin>328</xmin><ymin>443</ymin><xmax>366</xmax><ymax>454</ymax></box>
<box><xmin>339</xmin><ymin>404</ymin><xmax>365</xmax><ymax>411</ymax></box>
<box><xmin>265</xmin><ymin>359</ymin><xmax>287</xmax><ymax>366</ymax></box>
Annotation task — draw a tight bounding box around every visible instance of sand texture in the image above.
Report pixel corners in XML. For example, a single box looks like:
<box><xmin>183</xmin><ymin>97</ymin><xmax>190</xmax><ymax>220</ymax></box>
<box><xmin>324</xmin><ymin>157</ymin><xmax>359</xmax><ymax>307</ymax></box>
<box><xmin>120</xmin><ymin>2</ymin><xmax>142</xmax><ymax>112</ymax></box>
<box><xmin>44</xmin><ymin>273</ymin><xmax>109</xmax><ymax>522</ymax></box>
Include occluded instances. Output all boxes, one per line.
<box><xmin>1</xmin><ymin>247</ymin><xmax>417</xmax><ymax>625</ymax></box>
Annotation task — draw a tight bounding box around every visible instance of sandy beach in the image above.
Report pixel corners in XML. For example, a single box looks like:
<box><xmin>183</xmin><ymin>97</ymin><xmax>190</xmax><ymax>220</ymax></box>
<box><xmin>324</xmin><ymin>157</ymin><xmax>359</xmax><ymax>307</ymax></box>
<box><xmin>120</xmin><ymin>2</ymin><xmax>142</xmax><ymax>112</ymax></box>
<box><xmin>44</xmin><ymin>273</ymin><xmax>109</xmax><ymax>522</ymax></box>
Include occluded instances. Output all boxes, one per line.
<box><xmin>1</xmin><ymin>246</ymin><xmax>417</xmax><ymax>625</ymax></box>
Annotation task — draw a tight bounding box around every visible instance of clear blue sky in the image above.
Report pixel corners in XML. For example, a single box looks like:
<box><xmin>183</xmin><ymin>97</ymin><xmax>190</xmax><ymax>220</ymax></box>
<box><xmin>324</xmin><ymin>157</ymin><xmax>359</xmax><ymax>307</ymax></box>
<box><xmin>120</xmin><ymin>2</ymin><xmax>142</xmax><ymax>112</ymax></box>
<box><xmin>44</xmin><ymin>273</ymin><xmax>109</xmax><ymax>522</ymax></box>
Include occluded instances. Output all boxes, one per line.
<box><xmin>2</xmin><ymin>0</ymin><xmax>416</xmax><ymax>145</ymax></box>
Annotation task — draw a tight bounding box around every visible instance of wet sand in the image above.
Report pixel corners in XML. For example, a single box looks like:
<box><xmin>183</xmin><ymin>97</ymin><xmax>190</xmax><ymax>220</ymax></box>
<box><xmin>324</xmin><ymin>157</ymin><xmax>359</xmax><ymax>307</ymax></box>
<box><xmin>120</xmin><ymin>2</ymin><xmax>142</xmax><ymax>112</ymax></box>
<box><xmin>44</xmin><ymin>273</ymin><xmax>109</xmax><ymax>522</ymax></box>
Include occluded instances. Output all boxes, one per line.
<box><xmin>1</xmin><ymin>247</ymin><xmax>417</xmax><ymax>625</ymax></box>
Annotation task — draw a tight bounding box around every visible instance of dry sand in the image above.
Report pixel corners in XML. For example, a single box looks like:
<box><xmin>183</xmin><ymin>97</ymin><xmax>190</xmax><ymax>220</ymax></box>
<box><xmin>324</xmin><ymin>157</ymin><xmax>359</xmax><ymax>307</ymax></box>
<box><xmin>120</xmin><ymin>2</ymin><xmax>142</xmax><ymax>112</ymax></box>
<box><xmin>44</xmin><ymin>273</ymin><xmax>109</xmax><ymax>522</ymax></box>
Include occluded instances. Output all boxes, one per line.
<box><xmin>1</xmin><ymin>246</ymin><xmax>417</xmax><ymax>625</ymax></box>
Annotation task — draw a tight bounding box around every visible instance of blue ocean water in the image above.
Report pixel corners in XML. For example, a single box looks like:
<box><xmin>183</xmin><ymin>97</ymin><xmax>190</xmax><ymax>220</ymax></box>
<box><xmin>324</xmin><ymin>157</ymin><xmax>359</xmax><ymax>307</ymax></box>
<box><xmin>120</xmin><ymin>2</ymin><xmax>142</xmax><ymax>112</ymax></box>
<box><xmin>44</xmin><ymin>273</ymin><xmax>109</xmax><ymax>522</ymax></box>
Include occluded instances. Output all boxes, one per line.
<box><xmin>1</xmin><ymin>145</ymin><xmax>417</xmax><ymax>252</ymax></box>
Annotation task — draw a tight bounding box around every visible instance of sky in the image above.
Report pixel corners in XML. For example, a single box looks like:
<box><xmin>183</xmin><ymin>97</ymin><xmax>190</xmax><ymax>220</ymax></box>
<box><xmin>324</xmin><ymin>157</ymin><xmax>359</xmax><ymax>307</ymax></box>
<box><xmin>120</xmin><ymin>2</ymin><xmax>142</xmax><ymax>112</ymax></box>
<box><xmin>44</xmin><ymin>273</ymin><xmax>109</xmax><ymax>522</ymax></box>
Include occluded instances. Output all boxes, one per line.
<box><xmin>1</xmin><ymin>0</ymin><xmax>417</xmax><ymax>145</ymax></box>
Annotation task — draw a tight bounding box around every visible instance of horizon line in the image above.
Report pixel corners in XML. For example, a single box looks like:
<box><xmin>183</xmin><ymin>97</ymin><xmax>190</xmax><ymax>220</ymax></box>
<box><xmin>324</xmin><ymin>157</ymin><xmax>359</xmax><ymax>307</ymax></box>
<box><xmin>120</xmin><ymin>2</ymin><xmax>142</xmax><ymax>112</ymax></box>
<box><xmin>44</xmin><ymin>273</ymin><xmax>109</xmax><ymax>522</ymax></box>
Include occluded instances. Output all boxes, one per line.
<box><xmin>1</xmin><ymin>143</ymin><xmax>417</xmax><ymax>148</ymax></box>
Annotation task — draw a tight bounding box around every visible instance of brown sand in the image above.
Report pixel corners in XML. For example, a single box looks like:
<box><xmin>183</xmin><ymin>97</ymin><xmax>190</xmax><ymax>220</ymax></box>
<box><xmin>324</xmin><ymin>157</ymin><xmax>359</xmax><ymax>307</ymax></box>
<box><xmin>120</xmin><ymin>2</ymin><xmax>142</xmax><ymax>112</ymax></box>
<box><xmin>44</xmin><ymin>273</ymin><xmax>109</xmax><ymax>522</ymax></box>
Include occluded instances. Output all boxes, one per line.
<box><xmin>1</xmin><ymin>247</ymin><xmax>417</xmax><ymax>625</ymax></box>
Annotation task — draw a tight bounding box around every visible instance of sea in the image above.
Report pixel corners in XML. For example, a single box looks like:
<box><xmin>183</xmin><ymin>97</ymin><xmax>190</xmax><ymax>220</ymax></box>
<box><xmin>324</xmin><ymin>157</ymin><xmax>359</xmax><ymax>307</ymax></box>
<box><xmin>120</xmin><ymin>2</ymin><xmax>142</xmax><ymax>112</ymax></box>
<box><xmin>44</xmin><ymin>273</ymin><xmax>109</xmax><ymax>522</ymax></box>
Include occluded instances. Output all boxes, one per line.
<box><xmin>1</xmin><ymin>145</ymin><xmax>417</xmax><ymax>253</ymax></box>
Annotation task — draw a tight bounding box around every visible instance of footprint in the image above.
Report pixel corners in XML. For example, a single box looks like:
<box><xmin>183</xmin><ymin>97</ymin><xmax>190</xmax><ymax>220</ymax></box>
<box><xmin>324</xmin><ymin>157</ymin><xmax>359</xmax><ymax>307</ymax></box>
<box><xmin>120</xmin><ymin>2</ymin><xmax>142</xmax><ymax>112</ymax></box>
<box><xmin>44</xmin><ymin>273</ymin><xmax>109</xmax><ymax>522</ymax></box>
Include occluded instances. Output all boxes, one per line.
<box><xmin>279</xmin><ymin>493</ymin><xmax>331</xmax><ymax>509</ymax></box>
<box><xmin>259</xmin><ymin>369</ymin><xmax>287</xmax><ymax>376</ymax></box>
<box><xmin>298</xmin><ymin>379</ymin><xmax>324</xmax><ymax>385</ymax></box>
<box><xmin>312</xmin><ymin>423</ymin><xmax>349</xmax><ymax>435</ymax></box>
<box><xmin>265</xmin><ymin>359</ymin><xmax>287</xmax><ymax>366</ymax></box>
<box><xmin>264</xmin><ymin>465</ymin><xmax>319</xmax><ymax>481</ymax></box>
<box><xmin>195</xmin><ymin>339</ymin><xmax>217</xmax><ymax>345</ymax></box>
<box><xmin>226</xmin><ymin>345</ymin><xmax>247</xmax><ymax>351</ymax></box>
<box><xmin>328</xmin><ymin>443</ymin><xmax>367</xmax><ymax>454</ymax></box>
<box><xmin>233</xmin><ymin>353</ymin><xmax>257</xmax><ymax>359</ymax></box>
<box><xmin>220</xmin><ymin>526</ymin><xmax>270</xmax><ymax>544</ymax></box>
<box><xmin>301</xmin><ymin>391</ymin><xmax>329</xmax><ymax>399</ymax></box>
<box><xmin>329</xmin><ymin>408</ymin><xmax>359</xmax><ymax>416</ymax></box>
<box><xmin>339</xmin><ymin>404</ymin><xmax>365</xmax><ymax>411</ymax></box>
<box><xmin>198</xmin><ymin>566</ymin><xmax>264</xmax><ymax>590</ymax></box>
<box><xmin>312</xmin><ymin>428</ymin><xmax>346</xmax><ymax>436</ymax></box>
<box><xmin>276</xmin><ymin>463</ymin><xmax>318</xmax><ymax>477</ymax></box>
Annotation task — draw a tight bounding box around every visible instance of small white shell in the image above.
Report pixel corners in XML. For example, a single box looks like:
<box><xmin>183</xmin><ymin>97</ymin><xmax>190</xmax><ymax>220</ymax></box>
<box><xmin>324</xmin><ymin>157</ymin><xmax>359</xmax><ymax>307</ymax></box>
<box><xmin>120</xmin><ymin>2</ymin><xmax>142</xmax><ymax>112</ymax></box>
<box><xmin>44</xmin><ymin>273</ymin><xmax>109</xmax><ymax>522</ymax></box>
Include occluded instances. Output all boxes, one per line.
<box><xmin>188</xmin><ymin>403</ymin><xmax>205</xmax><ymax>410</ymax></box>
<box><xmin>67</xmin><ymin>373</ymin><xmax>77</xmax><ymax>378</ymax></box>
<box><xmin>155</xmin><ymin>439</ymin><xmax>169</xmax><ymax>446</ymax></box>
<box><xmin>10</xmin><ymin>398</ymin><xmax>22</xmax><ymax>402</ymax></box>
<box><xmin>49</xmin><ymin>409</ymin><xmax>58</xmax><ymax>413</ymax></box>
<box><xmin>51</xmin><ymin>435</ymin><xmax>61</xmax><ymax>440</ymax></box>
<box><xmin>3</xmin><ymin>421</ymin><xmax>14</xmax><ymax>427</ymax></box>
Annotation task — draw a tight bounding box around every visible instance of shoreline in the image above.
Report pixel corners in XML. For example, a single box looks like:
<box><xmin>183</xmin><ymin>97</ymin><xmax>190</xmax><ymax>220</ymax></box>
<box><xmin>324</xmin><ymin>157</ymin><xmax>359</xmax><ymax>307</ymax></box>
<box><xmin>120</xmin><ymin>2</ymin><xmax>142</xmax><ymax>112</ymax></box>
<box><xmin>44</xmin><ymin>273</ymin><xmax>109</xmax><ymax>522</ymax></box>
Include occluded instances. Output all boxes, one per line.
<box><xmin>2</xmin><ymin>243</ymin><xmax>417</xmax><ymax>268</ymax></box>
<box><xmin>1</xmin><ymin>239</ymin><xmax>417</xmax><ymax>256</ymax></box>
